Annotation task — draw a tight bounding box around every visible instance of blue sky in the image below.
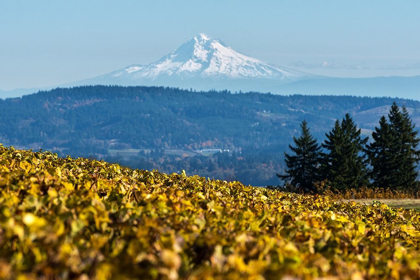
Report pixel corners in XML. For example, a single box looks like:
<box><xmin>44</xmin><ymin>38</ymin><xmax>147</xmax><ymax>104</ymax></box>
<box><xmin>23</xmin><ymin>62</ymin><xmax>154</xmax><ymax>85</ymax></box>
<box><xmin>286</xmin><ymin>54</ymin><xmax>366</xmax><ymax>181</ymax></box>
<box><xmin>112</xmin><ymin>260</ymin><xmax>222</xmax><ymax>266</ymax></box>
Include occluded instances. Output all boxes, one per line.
<box><xmin>1</xmin><ymin>0</ymin><xmax>420</xmax><ymax>90</ymax></box>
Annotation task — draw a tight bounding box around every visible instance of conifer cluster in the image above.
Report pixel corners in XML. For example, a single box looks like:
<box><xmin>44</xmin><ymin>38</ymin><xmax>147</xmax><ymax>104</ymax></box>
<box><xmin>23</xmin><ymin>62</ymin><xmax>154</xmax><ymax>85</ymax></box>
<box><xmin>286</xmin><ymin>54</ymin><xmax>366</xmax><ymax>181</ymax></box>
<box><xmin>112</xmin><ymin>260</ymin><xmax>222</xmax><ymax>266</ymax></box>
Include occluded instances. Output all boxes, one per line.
<box><xmin>279</xmin><ymin>102</ymin><xmax>420</xmax><ymax>193</ymax></box>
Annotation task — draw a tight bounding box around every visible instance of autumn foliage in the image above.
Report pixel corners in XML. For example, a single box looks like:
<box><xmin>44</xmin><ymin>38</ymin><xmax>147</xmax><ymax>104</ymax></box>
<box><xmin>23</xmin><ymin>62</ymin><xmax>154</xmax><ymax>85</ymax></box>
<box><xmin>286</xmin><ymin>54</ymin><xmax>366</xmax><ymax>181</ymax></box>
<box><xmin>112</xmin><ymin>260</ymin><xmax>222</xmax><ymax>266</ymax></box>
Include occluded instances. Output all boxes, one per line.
<box><xmin>1</xmin><ymin>145</ymin><xmax>420</xmax><ymax>279</ymax></box>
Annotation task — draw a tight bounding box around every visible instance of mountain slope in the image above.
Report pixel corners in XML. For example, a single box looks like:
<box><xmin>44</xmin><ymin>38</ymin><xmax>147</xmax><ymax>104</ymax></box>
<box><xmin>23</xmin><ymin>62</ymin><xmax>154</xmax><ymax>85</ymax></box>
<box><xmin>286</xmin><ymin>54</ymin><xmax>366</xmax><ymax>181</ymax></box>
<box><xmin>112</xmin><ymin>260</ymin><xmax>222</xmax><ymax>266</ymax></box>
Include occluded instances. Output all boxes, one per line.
<box><xmin>61</xmin><ymin>33</ymin><xmax>420</xmax><ymax>98</ymax></box>
<box><xmin>71</xmin><ymin>33</ymin><xmax>313</xmax><ymax>90</ymax></box>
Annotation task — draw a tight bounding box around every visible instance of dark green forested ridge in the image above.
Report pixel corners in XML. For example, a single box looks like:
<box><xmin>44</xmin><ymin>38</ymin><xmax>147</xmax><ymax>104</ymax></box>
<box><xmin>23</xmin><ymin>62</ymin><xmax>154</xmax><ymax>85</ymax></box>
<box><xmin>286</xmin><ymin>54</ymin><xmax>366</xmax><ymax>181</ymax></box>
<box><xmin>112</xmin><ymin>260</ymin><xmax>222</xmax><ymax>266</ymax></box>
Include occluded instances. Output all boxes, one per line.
<box><xmin>1</xmin><ymin>85</ymin><xmax>420</xmax><ymax>186</ymax></box>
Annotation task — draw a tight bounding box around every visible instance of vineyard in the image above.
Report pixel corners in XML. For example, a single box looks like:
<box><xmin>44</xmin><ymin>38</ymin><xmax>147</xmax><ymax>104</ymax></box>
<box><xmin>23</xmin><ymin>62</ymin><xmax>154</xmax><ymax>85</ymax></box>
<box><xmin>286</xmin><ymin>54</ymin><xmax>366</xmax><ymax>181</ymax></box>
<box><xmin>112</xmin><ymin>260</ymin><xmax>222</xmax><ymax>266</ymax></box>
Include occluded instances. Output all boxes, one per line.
<box><xmin>1</xmin><ymin>145</ymin><xmax>420</xmax><ymax>279</ymax></box>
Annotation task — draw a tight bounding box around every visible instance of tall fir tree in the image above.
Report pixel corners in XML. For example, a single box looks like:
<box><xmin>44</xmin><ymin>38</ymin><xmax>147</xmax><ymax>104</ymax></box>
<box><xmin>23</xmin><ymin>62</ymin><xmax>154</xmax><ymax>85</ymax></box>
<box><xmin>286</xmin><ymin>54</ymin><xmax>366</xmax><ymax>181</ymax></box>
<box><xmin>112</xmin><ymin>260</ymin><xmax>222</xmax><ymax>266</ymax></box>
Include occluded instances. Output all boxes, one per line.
<box><xmin>399</xmin><ymin>106</ymin><xmax>420</xmax><ymax>188</ymax></box>
<box><xmin>368</xmin><ymin>102</ymin><xmax>420</xmax><ymax>189</ymax></box>
<box><xmin>321</xmin><ymin>120</ymin><xmax>346</xmax><ymax>190</ymax></box>
<box><xmin>321</xmin><ymin>114</ymin><xmax>369</xmax><ymax>191</ymax></box>
<box><xmin>278</xmin><ymin>120</ymin><xmax>321</xmax><ymax>192</ymax></box>
<box><xmin>365</xmin><ymin>116</ymin><xmax>396</xmax><ymax>188</ymax></box>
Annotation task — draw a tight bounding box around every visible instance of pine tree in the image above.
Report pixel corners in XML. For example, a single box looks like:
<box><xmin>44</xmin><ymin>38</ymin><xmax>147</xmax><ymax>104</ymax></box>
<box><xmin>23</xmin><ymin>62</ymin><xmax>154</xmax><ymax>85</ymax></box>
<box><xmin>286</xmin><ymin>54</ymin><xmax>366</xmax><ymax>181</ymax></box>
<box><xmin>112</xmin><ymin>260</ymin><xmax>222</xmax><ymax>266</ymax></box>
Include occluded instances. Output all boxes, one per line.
<box><xmin>321</xmin><ymin>114</ymin><xmax>369</xmax><ymax>191</ymax></box>
<box><xmin>399</xmin><ymin>106</ymin><xmax>420</xmax><ymax>189</ymax></box>
<box><xmin>321</xmin><ymin>120</ymin><xmax>346</xmax><ymax>190</ymax></box>
<box><xmin>365</xmin><ymin>116</ymin><xmax>396</xmax><ymax>188</ymax></box>
<box><xmin>278</xmin><ymin>120</ymin><xmax>321</xmax><ymax>192</ymax></box>
<box><xmin>369</xmin><ymin>103</ymin><xmax>420</xmax><ymax>189</ymax></box>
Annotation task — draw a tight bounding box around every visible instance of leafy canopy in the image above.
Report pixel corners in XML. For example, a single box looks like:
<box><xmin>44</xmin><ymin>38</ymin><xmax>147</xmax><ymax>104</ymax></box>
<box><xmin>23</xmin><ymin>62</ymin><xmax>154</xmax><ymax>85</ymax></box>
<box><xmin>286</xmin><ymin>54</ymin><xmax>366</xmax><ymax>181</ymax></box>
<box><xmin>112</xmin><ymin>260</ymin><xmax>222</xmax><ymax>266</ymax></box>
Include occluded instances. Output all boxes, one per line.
<box><xmin>2</xmin><ymin>145</ymin><xmax>420</xmax><ymax>279</ymax></box>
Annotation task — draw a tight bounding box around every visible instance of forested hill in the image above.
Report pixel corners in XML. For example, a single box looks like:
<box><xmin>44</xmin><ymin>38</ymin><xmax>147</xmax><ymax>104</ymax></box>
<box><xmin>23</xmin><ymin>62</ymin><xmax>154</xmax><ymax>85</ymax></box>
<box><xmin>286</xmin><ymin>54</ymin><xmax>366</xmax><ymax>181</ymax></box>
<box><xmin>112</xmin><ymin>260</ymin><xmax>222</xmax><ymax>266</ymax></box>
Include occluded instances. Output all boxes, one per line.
<box><xmin>1</xmin><ymin>85</ymin><xmax>420</xmax><ymax>186</ymax></box>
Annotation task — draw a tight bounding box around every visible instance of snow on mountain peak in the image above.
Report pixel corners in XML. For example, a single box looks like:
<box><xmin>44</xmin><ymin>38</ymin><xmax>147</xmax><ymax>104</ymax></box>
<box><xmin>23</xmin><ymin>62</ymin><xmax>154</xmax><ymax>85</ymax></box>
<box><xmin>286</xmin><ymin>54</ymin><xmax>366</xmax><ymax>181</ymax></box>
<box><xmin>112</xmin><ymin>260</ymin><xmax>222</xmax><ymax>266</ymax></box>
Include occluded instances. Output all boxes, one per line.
<box><xmin>195</xmin><ymin>33</ymin><xmax>210</xmax><ymax>42</ymax></box>
<box><xmin>89</xmin><ymin>33</ymin><xmax>311</xmax><ymax>88</ymax></box>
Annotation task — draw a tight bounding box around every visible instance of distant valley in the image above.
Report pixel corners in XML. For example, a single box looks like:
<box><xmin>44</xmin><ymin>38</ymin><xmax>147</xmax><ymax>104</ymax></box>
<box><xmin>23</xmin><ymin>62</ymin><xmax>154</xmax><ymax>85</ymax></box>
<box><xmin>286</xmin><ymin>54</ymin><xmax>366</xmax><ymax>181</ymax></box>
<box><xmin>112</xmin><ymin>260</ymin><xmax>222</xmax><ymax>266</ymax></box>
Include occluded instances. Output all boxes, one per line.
<box><xmin>1</xmin><ymin>85</ymin><xmax>420</xmax><ymax>185</ymax></box>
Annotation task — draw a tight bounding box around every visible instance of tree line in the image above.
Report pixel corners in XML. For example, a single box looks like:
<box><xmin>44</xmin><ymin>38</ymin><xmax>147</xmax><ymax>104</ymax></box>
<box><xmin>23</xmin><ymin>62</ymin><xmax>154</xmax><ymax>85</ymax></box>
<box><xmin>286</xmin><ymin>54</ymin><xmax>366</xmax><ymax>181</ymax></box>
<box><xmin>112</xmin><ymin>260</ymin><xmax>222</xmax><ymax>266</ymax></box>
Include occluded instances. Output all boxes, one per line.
<box><xmin>279</xmin><ymin>102</ymin><xmax>420</xmax><ymax>193</ymax></box>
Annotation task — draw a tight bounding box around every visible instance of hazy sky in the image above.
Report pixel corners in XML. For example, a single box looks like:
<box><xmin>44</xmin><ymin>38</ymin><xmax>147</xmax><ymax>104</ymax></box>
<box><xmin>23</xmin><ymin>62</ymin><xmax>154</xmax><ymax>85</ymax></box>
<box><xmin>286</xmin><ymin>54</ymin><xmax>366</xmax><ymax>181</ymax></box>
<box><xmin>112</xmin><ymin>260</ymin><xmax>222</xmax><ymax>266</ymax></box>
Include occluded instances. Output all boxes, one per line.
<box><xmin>1</xmin><ymin>0</ymin><xmax>420</xmax><ymax>90</ymax></box>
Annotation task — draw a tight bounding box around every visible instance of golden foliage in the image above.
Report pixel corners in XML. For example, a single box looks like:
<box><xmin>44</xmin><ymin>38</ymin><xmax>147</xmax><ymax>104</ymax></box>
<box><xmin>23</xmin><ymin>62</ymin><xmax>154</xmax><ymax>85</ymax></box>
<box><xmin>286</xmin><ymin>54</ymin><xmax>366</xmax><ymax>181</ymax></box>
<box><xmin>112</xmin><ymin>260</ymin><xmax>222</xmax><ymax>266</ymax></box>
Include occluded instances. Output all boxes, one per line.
<box><xmin>315</xmin><ymin>180</ymin><xmax>420</xmax><ymax>199</ymax></box>
<box><xmin>1</xmin><ymin>145</ymin><xmax>420</xmax><ymax>279</ymax></box>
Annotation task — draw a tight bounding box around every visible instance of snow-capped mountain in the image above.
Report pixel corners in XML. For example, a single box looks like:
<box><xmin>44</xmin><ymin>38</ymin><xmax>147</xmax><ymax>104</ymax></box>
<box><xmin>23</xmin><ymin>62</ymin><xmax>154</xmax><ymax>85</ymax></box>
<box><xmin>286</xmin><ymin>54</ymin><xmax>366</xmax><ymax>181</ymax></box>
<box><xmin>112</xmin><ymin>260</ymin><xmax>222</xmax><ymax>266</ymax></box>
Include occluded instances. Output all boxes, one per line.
<box><xmin>3</xmin><ymin>33</ymin><xmax>420</xmax><ymax>99</ymax></box>
<box><xmin>71</xmin><ymin>33</ymin><xmax>313</xmax><ymax>92</ymax></box>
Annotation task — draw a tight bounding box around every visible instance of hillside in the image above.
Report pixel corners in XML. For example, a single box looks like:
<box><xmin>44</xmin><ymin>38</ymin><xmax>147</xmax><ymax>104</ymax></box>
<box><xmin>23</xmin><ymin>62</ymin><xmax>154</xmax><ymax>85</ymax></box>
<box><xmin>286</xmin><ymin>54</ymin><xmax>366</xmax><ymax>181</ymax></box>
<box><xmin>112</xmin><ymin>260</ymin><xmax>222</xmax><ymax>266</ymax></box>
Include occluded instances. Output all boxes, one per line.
<box><xmin>1</xmin><ymin>85</ymin><xmax>420</xmax><ymax>186</ymax></box>
<box><xmin>1</xmin><ymin>145</ymin><xmax>420</xmax><ymax>279</ymax></box>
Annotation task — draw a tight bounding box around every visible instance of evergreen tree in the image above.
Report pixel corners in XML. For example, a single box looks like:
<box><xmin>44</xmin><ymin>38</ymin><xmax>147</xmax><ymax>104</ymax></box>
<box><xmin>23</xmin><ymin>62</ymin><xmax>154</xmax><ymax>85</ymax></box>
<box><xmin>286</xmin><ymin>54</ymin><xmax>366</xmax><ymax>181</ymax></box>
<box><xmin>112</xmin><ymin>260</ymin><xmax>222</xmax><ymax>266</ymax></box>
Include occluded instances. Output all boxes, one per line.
<box><xmin>278</xmin><ymin>120</ymin><xmax>321</xmax><ymax>192</ymax></box>
<box><xmin>365</xmin><ymin>116</ymin><xmax>396</xmax><ymax>188</ymax></box>
<box><xmin>321</xmin><ymin>114</ymin><xmax>369</xmax><ymax>191</ymax></box>
<box><xmin>399</xmin><ymin>106</ymin><xmax>420</xmax><ymax>189</ymax></box>
<box><xmin>321</xmin><ymin>120</ymin><xmax>346</xmax><ymax>190</ymax></box>
<box><xmin>368</xmin><ymin>103</ymin><xmax>420</xmax><ymax>189</ymax></box>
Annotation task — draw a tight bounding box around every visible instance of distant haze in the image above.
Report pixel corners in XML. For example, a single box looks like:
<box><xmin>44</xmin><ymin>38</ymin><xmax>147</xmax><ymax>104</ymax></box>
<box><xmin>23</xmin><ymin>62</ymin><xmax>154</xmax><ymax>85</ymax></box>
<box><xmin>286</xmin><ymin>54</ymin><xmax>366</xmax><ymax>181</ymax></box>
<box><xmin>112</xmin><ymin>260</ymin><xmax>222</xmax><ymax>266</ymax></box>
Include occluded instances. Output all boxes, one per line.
<box><xmin>1</xmin><ymin>0</ymin><xmax>419</xmax><ymax>90</ymax></box>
